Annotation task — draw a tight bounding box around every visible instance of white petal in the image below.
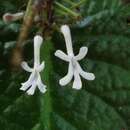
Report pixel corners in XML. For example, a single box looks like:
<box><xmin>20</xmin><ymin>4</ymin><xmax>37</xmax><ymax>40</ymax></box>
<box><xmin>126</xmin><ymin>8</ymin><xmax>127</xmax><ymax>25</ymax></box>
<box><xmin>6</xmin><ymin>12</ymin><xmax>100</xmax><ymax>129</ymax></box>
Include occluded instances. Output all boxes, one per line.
<box><xmin>20</xmin><ymin>83</ymin><xmax>30</xmax><ymax>91</ymax></box>
<box><xmin>55</xmin><ymin>50</ymin><xmax>70</xmax><ymax>62</ymax></box>
<box><xmin>75</xmin><ymin>47</ymin><xmax>88</xmax><ymax>61</ymax></box>
<box><xmin>20</xmin><ymin>72</ymin><xmax>35</xmax><ymax>91</ymax></box>
<box><xmin>59</xmin><ymin>62</ymin><xmax>73</xmax><ymax>86</ymax></box>
<box><xmin>26</xmin><ymin>82</ymin><xmax>37</xmax><ymax>95</ymax></box>
<box><xmin>77</xmin><ymin>62</ymin><xmax>95</xmax><ymax>80</ymax></box>
<box><xmin>80</xmin><ymin>71</ymin><xmax>95</xmax><ymax>80</ymax></box>
<box><xmin>37</xmin><ymin>74</ymin><xmax>47</xmax><ymax>93</ymax></box>
<box><xmin>72</xmin><ymin>69</ymin><xmax>82</xmax><ymax>90</ymax></box>
<box><xmin>21</xmin><ymin>61</ymin><xmax>33</xmax><ymax>72</ymax></box>
<box><xmin>20</xmin><ymin>80</ymin><xmax>32</xmax><ymax>91</ymax></box>
<box><xmin>37</xmin><ymin>61</ymin><xmax>45</xmax><ymax>72</ymax></box>
<box><xmin>37</xmin><ymin>82</ymin><xmax>47</xmax><ymax>93</ymax></box>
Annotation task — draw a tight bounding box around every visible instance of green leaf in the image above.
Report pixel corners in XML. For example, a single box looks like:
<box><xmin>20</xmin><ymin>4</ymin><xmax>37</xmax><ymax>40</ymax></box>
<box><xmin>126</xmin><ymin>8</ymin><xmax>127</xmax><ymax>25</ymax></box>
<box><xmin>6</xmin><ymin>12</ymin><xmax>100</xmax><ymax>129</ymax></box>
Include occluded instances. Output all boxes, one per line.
<box><xmin>38</xmin><ymin>1</ymin><xmax>130</xmax><ymax>129</ymax></box>
<box><xmin>38</xmin><ymin>35</ymin><xmax>130</xmax><ymax>130</ymax></box>
<box><xmin>1</xmin><ymin>0</ymin><xmax>130</xmax><ymax>130</ymax></box>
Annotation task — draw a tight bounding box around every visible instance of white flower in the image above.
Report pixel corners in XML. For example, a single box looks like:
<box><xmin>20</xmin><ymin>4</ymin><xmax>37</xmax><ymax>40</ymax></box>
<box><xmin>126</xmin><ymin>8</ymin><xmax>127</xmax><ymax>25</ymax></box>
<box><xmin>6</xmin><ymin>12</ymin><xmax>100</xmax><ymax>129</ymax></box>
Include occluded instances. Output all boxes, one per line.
<box><xmin>55</xmin><ymin>25</ymin><xmax>95</xmax><ymax>90</ymax></box>
<box><xmin>20</xmin><ymin>35</ymin><xmax>47</xmax><ymax>95</ymax></box>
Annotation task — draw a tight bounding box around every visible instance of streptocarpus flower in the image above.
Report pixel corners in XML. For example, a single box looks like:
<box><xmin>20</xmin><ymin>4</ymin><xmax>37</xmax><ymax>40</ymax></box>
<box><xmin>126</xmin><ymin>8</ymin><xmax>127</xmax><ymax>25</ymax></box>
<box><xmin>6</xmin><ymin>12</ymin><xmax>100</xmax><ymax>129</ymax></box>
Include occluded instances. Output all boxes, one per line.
<box><xmin>55</xmin><ymin>25</ymin><xmax>95</xmax><ymax>90</ymax></box>
<box><xmin>20</xmin><ymin>35</ymin><xmax>47</xmax><ymax>95</ymax></box>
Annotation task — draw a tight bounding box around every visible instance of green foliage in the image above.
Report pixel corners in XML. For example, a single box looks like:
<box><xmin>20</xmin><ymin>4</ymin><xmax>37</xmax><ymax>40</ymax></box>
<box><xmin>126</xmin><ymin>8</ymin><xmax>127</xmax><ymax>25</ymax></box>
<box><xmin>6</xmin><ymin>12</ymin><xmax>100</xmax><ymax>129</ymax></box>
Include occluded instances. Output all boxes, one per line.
<box><xmin>0</xmin><ymin>0</ymin><xmax>130</xmax><ymax>130</ymax></box>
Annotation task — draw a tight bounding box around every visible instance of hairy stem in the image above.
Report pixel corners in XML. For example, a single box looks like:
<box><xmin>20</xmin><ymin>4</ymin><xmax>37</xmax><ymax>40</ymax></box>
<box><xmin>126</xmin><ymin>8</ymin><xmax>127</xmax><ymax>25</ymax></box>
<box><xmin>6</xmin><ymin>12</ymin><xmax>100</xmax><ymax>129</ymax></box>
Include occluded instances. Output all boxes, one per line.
<box><xmin>11</xmin><ymin>0</ymin><xmax>35</xmax><ymax>68</ymax></box>
<box><xmin>17</xmin><ymin>0</ymin><xmax>35</xmax><ymax>48</ymax></box>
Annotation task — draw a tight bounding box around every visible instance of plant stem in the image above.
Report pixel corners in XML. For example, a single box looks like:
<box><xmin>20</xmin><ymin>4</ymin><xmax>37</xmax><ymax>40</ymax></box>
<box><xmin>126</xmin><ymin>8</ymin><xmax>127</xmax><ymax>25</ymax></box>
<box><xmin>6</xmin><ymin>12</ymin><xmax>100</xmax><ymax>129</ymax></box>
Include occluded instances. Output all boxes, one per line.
<box><xmin>55</xmin><ymin>8</ymin><xmax>68</xmax><ymax>16</ymax></box>
<box><xmin>18</xmin><ymin>0</ymin><xmax>34</xmax><ymax>47</ymax></box>
<box><xmin>40</xmin><ymin>40</ymin><xmax>54</xmax><ymax>130</ymax></box>
<box><xmin>63</xmin><ymin>0</ymin><xmax>75</xmax><ymax>5</ymax></box>
<box><xmin>71</xmin><ymin>0</ymin><xmax>86</xmax><ymax>9</ymax></box>
<box><xmin>55</xmin><ymin>1</ymin><xmax>80</xmax><ymax>18</ymax></box>
<box><xmin>11</xmin><ymin>0</ymin><xmax>35</xmax><ymax>68</ymax></box>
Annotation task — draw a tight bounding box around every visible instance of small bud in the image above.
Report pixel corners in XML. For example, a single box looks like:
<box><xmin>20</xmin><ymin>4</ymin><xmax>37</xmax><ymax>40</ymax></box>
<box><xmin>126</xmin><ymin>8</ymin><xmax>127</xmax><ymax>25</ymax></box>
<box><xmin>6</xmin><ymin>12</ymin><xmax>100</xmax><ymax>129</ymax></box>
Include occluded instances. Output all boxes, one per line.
<box><xmin>3</xmin><ymin>12</ymin><xmax>24</xmax><ymax>23</ymax></box>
